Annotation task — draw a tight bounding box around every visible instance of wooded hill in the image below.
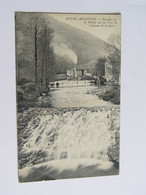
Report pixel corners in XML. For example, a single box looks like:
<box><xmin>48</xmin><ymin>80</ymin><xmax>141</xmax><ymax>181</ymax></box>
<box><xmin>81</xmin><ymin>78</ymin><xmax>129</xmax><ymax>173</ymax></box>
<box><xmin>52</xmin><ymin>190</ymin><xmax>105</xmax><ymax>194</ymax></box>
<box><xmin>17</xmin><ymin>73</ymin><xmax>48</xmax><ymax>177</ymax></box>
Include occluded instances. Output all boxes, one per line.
<box><xmin>16</xmin><ymin>13</ymin><xmax>108</xmax><ymax>83</ymax></box>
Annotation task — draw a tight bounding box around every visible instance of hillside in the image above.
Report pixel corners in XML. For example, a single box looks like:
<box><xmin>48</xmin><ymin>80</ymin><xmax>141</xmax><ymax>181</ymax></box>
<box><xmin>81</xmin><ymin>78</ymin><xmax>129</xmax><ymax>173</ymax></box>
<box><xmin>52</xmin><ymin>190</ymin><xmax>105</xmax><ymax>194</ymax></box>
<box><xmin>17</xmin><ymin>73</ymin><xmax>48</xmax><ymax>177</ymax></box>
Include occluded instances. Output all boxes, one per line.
<box><xmin>43</xmin><ymin>15</ymin><xmax>107</xmax><ymax>72</ymax></box>
<box><xmin>16</xmin><ymin>13</ymin><xmax>108</xmax><ymax>78</ymax></box>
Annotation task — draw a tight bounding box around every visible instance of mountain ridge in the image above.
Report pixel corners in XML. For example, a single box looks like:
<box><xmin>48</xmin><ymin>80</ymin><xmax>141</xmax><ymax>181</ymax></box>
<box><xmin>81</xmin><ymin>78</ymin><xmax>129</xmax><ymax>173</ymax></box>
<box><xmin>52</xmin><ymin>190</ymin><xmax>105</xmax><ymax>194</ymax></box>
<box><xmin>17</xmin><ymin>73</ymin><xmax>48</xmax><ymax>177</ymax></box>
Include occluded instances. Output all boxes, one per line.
<box><xmin>43</xmin><ymin>15</ymin><xmax>107</xmax><ymax>72</ymax></box>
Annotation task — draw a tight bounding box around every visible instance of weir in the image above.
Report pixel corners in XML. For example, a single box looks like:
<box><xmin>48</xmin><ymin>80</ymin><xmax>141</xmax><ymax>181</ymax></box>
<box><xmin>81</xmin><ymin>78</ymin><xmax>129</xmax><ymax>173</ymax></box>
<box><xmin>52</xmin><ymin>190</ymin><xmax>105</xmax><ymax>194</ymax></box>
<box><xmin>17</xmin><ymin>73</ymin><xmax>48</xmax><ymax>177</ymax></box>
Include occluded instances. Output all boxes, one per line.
<box><xmin>18</xmin><ymin>107</ymin><xmax>120</xmax><ymax>181</ymax></box>
<box><xmin>20</xmin><ymin>107</ymin><xmax>119</xmax><ymax>166</ymax></box>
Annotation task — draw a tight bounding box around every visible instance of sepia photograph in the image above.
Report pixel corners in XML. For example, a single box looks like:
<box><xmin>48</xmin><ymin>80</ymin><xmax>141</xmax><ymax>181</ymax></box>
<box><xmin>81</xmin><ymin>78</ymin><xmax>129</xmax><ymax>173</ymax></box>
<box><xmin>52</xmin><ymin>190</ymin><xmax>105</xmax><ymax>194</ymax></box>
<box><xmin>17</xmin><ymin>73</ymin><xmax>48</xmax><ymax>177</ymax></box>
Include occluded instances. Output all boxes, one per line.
<box><xmin>15</xmin><ymin>12</ymin><xmax>121</xmax><ymax>182</ymax></box>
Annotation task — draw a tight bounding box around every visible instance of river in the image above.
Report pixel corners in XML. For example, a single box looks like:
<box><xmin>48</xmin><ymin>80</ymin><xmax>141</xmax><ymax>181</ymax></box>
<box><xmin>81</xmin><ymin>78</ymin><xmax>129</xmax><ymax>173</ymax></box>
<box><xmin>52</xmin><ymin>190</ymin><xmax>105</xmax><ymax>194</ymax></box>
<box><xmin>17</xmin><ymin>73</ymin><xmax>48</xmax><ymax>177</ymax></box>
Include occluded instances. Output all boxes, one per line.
<box><xmin>18</xmin><ymin>85</ymin><xmax>120</xmax><ymax>182</ymax></box>
<box><xmin>37</xmin><ymin>85</ymin><xmax>111</xmax><ymax>108</ymax></box>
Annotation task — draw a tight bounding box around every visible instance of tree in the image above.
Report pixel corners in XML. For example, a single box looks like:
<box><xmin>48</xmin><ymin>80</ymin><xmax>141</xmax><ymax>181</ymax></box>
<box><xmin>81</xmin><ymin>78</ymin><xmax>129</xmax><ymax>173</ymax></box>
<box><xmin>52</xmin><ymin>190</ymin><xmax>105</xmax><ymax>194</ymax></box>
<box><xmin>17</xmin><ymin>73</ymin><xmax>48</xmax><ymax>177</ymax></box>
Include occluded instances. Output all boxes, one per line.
<box><xmin>104</xmin><ymin>34</ymin><xmax>121</xmax><ymax>62</ymax></box>
<box><xmin>38</xmin><ymin>22</ymin><xmax>55</xmax><ymax>90</ymax></box>
<box><xmin>23</xmin><ymin>14</ymin><xmax>42</xmax><ymax>88</ymax></box>
<box><xmin>95</xmin><ymin>57</ymin><xmax>106</xmax><ymax>77</ymax></box>
<box><xmin>16</xmin><ymin>13</ymin><xmax>55</xmax><ymax>93</ymax></box>
<box><xmin>104</xmin><ymin>34</ymin><xmax>121</xmax><ymax>82</ymax></box>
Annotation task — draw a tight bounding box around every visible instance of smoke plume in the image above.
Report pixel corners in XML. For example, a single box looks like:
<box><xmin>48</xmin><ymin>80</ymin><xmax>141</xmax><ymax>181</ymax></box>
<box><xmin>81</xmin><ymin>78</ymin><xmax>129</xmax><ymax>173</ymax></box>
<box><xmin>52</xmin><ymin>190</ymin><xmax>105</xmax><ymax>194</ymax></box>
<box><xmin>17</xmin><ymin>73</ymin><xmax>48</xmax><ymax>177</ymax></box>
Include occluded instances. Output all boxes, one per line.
<box><xmin>54</xmin><ymin>43</ymin><xmax>77</xmax><ymax>64</ymax></box>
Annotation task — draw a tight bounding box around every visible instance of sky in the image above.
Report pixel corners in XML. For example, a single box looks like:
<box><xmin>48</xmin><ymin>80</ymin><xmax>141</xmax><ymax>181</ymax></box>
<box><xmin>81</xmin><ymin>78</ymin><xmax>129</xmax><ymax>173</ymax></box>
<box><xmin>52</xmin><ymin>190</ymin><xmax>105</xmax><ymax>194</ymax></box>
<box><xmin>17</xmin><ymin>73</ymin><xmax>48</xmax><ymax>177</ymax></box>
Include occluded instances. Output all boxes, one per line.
<box><xmin>50</xmin><ymin>13</ymin><xmax>121</xmax><ymax>42</ymax></box>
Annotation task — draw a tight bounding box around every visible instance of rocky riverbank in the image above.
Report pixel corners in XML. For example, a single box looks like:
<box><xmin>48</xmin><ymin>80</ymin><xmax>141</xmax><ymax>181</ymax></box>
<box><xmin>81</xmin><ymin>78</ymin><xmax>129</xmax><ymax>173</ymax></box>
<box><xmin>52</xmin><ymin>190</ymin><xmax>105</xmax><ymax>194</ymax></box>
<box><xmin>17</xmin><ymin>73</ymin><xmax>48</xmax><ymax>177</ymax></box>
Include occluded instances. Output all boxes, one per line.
<box><xmin>87</xmin><ymin>85</ymin><xmax>120</xmax><ymax>105</ymax></box>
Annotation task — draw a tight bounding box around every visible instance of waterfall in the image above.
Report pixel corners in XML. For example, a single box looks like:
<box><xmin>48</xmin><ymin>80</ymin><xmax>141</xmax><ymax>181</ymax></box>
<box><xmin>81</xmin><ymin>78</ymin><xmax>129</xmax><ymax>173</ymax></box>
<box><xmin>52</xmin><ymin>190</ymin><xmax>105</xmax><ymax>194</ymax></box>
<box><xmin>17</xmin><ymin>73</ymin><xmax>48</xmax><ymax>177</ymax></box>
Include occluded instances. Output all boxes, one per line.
<box><xmin>18</xmin><ymin>107</ymin><xmax>120</xmax><ymax>181</ymax></box>
<box><xmin>21</xmin><ymin>108</ymin><xmax>116</xmax><ymax>164</ymax></box>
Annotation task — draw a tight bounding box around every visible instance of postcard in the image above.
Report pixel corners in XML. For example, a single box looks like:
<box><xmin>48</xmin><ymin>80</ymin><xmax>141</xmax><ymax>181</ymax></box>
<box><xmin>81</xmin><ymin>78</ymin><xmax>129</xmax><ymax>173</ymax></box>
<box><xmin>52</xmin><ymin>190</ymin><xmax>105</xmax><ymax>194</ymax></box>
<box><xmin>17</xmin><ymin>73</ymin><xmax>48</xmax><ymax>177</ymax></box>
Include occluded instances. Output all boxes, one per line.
<box><xmin>15</xmin><ymin>12</ymin><xmax>121</xmax><ymax>182</ymax></box>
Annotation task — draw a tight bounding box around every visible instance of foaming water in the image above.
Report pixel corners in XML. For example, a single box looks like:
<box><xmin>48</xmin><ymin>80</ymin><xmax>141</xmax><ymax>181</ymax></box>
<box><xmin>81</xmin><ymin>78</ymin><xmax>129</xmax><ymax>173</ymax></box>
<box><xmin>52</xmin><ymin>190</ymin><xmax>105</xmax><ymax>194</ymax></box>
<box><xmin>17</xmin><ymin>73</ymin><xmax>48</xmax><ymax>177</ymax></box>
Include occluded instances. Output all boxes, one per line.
<box><xmin>22</xmin><ymin>108</ymin><xmax>116</xmax><ymax>165</ymax></box>
<box><xmin>19</xmin><ymin>158</ymin><xmax>114</xmax><ymax>182</ymax></box>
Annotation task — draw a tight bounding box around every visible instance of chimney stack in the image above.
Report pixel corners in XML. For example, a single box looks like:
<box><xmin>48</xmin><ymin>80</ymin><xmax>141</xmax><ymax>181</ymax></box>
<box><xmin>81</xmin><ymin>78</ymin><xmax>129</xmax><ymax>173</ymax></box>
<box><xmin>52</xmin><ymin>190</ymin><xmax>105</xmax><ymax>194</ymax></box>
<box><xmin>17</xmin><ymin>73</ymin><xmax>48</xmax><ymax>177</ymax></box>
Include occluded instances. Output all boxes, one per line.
<box><xmin>77</xmin><ymin>56</ymin><xmax>79</xmax><ymax>65</ymax></box>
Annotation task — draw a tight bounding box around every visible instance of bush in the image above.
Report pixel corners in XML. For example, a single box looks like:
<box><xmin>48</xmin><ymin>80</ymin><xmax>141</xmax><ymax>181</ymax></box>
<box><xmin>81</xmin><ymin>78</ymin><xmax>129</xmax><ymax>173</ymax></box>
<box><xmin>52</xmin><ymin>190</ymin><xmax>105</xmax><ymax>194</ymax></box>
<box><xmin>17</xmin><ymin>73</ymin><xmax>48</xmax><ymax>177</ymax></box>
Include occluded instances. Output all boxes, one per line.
<box><xmin>17</xmin><ymin>86</ymin><xmax>25</xmax><ymax>101</ymax></box>
<box><xmin>17</xmin><ymin>78</ymin><xmax>29</xmax><ymax>86</ymax></box>
<box><xmin>99</xmin><ymin>85</ymin><xmax>120</xmax><ymax>104</ymax></box>
<box><xmin>23</xmin><ymin>82</ymin><xmax>36</xmax><ymax>94</ymax></box>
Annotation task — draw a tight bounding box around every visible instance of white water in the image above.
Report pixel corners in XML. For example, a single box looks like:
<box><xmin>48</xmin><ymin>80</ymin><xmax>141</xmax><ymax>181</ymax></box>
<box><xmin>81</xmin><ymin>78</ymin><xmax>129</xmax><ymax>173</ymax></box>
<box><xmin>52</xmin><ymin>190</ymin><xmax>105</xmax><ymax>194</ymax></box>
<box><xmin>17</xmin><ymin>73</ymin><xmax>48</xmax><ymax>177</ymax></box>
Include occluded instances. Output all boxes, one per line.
<box><xmin>19</xmin><ymin>86</ymin><xmax>119</xmax><ymax>180</ymax></box>
<box><xmin>19</xmin><ymin>158</ymin><xmax>114</xmax><ymax>181</ymax></box>
<box><xmin>22</xmin><ymin>108</ymin><xmax>116</xmax><ymax>168</ymax></box>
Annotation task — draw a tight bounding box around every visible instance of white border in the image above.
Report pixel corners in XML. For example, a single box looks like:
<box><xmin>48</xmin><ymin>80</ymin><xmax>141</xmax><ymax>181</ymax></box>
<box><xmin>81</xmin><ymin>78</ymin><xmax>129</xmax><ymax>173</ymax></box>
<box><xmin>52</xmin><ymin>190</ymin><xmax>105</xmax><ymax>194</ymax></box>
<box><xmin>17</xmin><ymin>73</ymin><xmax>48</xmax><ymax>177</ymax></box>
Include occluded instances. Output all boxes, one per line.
<box><xmin>0</xmin><ymin>0</ymin><xmax>146</xmax><ymax>194</ymax></box>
